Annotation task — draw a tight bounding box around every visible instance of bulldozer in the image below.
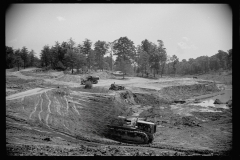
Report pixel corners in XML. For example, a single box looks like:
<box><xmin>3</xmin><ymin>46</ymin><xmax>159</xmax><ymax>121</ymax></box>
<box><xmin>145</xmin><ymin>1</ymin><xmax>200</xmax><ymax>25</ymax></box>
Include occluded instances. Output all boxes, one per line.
<box><xmin>107</xmin><ymin>116</ymin><xmax>156</xmax><ymax>144</ymax></box>
<box><xmin>81</xmin><ymin>76</ymin><xmax>99</xmax><ymax>85</ymax></box>
<box><xmin>109</xmin><ymin>83</ymin><xmax>125</xmax><ymax>90</ymax></box>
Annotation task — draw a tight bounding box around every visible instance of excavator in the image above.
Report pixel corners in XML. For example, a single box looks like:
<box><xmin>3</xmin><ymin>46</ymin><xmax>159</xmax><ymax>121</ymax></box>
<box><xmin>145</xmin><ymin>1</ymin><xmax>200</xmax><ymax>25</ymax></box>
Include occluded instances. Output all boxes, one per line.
<box><xmin>107</xmin><ymin>116</ymin><xmax>156</xmax><ymax>144</ymax></box>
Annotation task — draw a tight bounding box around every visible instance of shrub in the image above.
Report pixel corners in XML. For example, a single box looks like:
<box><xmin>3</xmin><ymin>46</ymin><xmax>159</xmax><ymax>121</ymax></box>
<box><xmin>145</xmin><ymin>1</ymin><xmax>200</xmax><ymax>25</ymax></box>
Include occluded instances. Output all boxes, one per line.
<box><xmin>55</xmin><ymin>61</ymin><xmax>66</xmax><ymax>71</ymax></box>
<box><xmin>84</xmin><ymin>81</ymin><xmax>92</xmax><ymax>89</ymax></box>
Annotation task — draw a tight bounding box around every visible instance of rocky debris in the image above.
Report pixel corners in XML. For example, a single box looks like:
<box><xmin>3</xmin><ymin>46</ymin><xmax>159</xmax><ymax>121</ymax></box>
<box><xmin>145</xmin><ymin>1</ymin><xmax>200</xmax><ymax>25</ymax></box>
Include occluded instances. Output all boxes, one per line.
<box><xmin>213</xmin><ymin>99</ymin><xmax>224</xmax><ymax>104</ymax></box>
<box><xmin>43</xmin><ymin>138</ymin><xmax>51</xmax><ymax>141</ymax></box>
<box><xmin>173</xmin><ymin>100</ymin><xmax>186</xmax><ymax>104</ymax></box>
<box><xmin>226</xmin><ymin>100</ymin><xmax>232</xmax><ymax>108</ymax></box>
<box><xmin>172</xmin><ymin>116</ymin><xmax>201</xmax><ymax>127</ymax></box>
<box><xmin>193</xmin><ymin>100</ymin><xmax>201</xmax><ymax>103</ymax></box>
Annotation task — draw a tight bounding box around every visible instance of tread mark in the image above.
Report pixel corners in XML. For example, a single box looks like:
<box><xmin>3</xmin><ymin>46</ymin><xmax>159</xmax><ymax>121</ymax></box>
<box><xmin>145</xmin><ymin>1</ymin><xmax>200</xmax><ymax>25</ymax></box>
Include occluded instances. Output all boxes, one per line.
<box><xmin>38</xmin><ymin>94</ymin><xmax>43</xmax><ymax>121</ymax></box>
<box><xmin>29</xmin><ymin>94</ymin><xmax>40</xmax><ymax>120</ymax></box>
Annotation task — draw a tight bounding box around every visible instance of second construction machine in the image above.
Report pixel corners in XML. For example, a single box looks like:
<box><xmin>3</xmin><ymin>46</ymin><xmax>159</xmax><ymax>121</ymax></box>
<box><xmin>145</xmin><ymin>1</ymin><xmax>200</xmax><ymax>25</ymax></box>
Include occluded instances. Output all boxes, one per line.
<box><xmin>109</xmin><ymin>83</ymin><xmax>125</xmax><ymax>90</ymax></box>
<box><xmin>107</xmin><ymin>116</ymin><xmax>156</xmax><ymax>144</ymax></box>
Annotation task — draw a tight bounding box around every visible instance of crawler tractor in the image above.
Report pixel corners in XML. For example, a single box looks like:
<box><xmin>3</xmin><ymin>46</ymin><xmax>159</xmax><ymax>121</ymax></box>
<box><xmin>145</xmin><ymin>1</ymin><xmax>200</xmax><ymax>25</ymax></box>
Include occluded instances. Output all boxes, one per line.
<box><xmin>107</xmin><ymin>116</ymin><xmax>156</xmax><ymax>144</ymax></box>
<box><xmin>109</xmin><ymin>83</ymin><xmax>125</xmax><ymax>90</ymax></box>
<box><xmin>81</xmin><ymin>76</ymin><xmax>99</xmax><ymax>85</ymax></box>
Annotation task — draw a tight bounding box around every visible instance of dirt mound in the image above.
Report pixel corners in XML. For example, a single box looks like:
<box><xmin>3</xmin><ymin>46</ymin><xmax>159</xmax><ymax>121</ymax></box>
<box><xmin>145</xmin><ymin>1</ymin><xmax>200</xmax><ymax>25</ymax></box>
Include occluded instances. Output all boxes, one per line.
<box><xmin>172</xmin><ymin>116</ymin><xmax>201</xmax><ymax>127</ymax></box>
<box><xmin>56</xmin><ymin>74</ymin><xmax>82</xmax><ymax>83</ymax></box>
<box><xmin>6</xmin><ymin>76</ymin><xmax>46</xmax><ymax>96</ymax></box>
<box><xmin>158</xmin><ymin>84</ymin><xmax>220</xmax><ymax>101</ymax></box>
<box><xmin>6</xmin><ymin>88</ymin><xmax>133</xmax><ymax>144</ymax></box>
<box><xmin>112</xmin><ymin>89</ymin><xmax>170</xmax><ymax>106</ymax></box>
<box><xmin>114</xmin><ymin>90</ymin><xmax>136</xmax><ymax>105</ymax></box>
<box><xmin>133</xmin><ymin>93</ymin><xmax>170</xmax><ymax>105</ymax></box>
<box><xmin>20</xmin><ymin>70</ymin><xmax>64</xmax><ymax>79</ymax></box>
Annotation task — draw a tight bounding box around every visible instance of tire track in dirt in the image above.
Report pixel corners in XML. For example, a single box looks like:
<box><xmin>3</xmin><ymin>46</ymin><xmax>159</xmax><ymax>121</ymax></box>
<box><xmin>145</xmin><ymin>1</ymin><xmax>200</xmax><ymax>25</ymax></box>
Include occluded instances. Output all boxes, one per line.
<box><xmin>55</xmin><ymin>97</ymin><xmax>62</xmax><ymax>116</ymax></box>
<box><xmin>58</xmin><ymin>96</ymin><xmax>68</xmax><ymax>116</ymax></box>
<box><xmin>68</xmin><ymin>97</ymin><xmax>80</xmax><ymax>115</ymax></box>
<box><xmin>38</xmin><ymin>94</ymin><xmax>43</xmax><ymax>122</ymax></box>
<box><xmin>21</xmin><ymin>97</ymin><xmax>25</xmax><ymax>111</ymax></box>
<box><xmin>45</xmin><ymin>114</ymin><xmax>50</xmax><ymax>128</ymax></box>
<box><xmin>63</xmin><ymin>121</ymin><xmax>70</xmax><ymax>132</ymax></box>
<box><xmin>45</xmin><ymin>91</ymin><xmax>52</xmax><ymax>114</ymax></box>
<box><xmin>45</xmin><ymin>91</ymin><xmax>52</xmax><ymax>128</ymax></box>
<box><xmin>64</xmin><ymin>96</ymin><xmax>69</xmax><ymax>113</ymax></box>
<box><xmin>29</xmin><ymin>94</ymin><xmax>41</xmax><ymax>120</ymax></box>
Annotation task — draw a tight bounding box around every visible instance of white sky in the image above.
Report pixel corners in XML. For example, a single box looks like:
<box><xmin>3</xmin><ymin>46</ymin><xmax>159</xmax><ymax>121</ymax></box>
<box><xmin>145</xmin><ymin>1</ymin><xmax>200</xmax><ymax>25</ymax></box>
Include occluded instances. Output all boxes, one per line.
<box><xmin>6</xmin><ymin>4</ymin><xmax>232</xmax><ymax>61</ymax></box>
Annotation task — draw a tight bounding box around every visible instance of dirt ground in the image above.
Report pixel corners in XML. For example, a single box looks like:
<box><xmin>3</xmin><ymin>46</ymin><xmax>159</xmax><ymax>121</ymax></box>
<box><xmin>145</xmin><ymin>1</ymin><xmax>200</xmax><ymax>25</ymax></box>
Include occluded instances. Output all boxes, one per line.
<box><xmin>6</xmin><ymin>68</ymin><xmax>232</xmax><ymax>156</ymax></box>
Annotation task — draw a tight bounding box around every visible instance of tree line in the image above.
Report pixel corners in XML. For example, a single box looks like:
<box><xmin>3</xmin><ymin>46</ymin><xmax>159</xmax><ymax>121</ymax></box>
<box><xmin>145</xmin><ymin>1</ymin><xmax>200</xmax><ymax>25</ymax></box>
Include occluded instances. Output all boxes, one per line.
<box><xmin>170</xmin><ymin>49</ymin><xmax>232</xmax><ymax>75</ymax></box>
<box><xmin>6</xmin><ymin>46</ymin><xmax>41</xmax><ymax>71</ymax></box>
<box><xmin>6</xmin><ymin>36</ymin><xmax>232</xmax><ymax>78</ymax></box>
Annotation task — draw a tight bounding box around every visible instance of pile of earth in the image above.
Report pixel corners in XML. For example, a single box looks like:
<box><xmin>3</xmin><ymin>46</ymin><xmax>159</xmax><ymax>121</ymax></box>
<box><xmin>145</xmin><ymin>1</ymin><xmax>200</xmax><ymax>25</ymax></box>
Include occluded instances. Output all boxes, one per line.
<box><xmin>6</xmin><ymin>76</ymin><xmax>45</xmax><ymax>96</ymax></box>
<box><xmin>113</xmin><ymin>90</ymin><xmax>169</xmax><ymax>106</ymax></box>
<box><xmin>20</xmin><ymin>70</ymin><xmax>63</xmax><ymax>79</ymax></box>
<box><xmin>56</xmin><ymin>74</ymin><xmax>82</xmax><ymax>83</ymax></box>
<box><xmin>6</xmin><ymin>87</ymin><xmax>134</xmax><ymax>144</ymax></box>
<box><xmin>158</xmin><ymin>83</ymin><xmax>220</xmax><ymax>101</ymax></box>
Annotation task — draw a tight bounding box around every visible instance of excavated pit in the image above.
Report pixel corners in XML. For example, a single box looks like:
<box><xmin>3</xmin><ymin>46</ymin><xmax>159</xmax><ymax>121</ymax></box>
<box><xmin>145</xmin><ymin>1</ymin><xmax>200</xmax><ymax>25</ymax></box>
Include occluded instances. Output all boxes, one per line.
<box><xmin>158</xmin><ymin>83</ymin><xmax>220</xmax><ymax>101</ymax></box>
<box><xmin>6</xmin><ymin>81</ymin><xmax>232</xmax><ymax>155</ymax></box>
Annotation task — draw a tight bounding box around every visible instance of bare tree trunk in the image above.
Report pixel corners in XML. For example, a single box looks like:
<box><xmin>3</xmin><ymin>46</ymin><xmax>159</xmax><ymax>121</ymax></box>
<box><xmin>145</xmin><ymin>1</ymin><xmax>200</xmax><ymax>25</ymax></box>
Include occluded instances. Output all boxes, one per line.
<box><xmin>168</xmin><ymin>64</ymin><xmax>169</xmax><ymax>75</ymax></box>
<box><xmin>161</xmin><ymin>63</ymin><xmax>165</xmax><ymax>78</ymax></box>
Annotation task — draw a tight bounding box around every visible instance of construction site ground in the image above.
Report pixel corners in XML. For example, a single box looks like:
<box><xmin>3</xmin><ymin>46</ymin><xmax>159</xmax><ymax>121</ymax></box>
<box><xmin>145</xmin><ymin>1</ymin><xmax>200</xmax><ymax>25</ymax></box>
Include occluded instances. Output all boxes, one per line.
<box><xmin>6</xmin><ymin>68</ymin><xmax>232</xmax><ymax>156</ymax></box>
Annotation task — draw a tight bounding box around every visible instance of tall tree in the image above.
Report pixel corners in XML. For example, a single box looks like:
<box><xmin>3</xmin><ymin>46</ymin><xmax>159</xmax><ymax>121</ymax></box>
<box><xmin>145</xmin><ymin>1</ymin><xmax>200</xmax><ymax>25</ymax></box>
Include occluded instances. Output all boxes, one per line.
<box><xmin>209</xmin><ymin>56</ymin><xmax>220</xmax><ymax>71</ymax></box>
<box><xmin>40</xmin><ymin>45</ymin><xmax>51</xmax><ymax>67</ymax></box>
<box><xmin>216</xmin><ymin>50</ymin><xmax>228</xmax><ymax>69</ymax></box>
<box><xmin>171</xmin><ymin>55</ymin><xmax>179</xmax><ymax>76</ymax></box>
<box><xmin>20</xmin><ymin>46</ymin><xmax>29</xmax><ymax>69</ymax></box>
<box><xmin>138</xmin><ymin>50</ymin><xmax>150</xmax><ymax>77</ymax></box>
<box><xmin>28</xmin><ymin>49</ymin><xmax>35</xmax><ymax>67</ymax></box>
<box><xmin>157</xmin><ymin>40</ymin><xmax>167</xmax><ymax>77</ymax></box>
<box><xmin>64</xmin><ymin>38</ymin><xmax>78</xmax><ymax>74</ymax></box>
<box><xmin>50</xmin><ymin>41</ymin><xmax>62</xmax><ymax>69</ymax></box>
<box><xmin>14</xmin><ymin>49</ymin><xmax>23</xmax><ymax>71</ymax></box>
<box><xmin>227</xmin><ymin>49</ymin><xmax>232</xmax><ymax>69</ymax></box>
<box><xmin>113</xmin><ymin>37</ymin><xmax>136</xmax><ymax>78</ymax></box>
<box><xmin>108</xmin><ymin>40</ymin><xmax>118</xmax><ymax>71</ymax></box>
<box><xmin>6</xmin><ymin>46</ymin><xmax>15</xmax><ymax>68</ymax></box>
<box><xmin>76</xmin><ymin>52</ymin><xmax>87</xmax><ymax>72</ymax></box>
<box><xmin>81</xmin><ymin>39</ymin><xmax>92</xmax><ymax>69</ymax></box>
<box><xmin>94</xmin><ymin>40</ymin><xmax>109</xmax><ymax>71</ymax></box>
<box><xmin>141</xmin><ymin>39</ymin><xmax>152</xmax><ymax>54</ymax></box>
<box><xmin>104</xmin><ymin>56</ymin><xmax>114</xmax><ymax>71</ymax></box>
<box><xmin>165</xmin><ymin>55</ymin><xmax>172</xmax><ymax>75</ymax></box>
<box><xmin>60</xmin><ymin>41</ymin><xmax>69</xmax><ymax>65</ymax></box>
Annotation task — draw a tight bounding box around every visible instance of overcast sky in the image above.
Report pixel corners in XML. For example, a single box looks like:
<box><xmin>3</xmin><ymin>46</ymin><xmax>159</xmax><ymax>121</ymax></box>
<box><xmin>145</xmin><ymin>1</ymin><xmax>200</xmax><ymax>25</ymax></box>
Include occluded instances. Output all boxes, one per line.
<box><xmin>6</xmin><ymin>4</ymin><xmax>232</xmax><ymax>61</ymax></box>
